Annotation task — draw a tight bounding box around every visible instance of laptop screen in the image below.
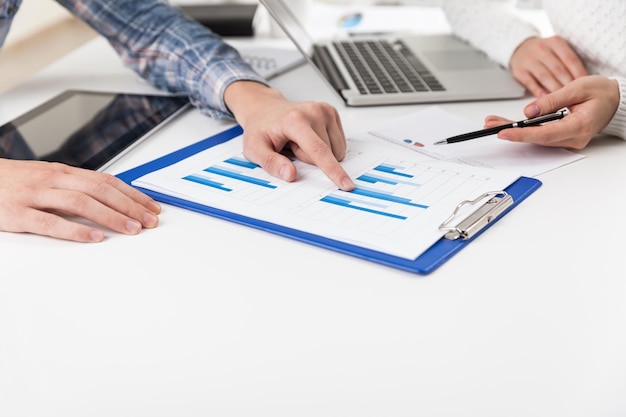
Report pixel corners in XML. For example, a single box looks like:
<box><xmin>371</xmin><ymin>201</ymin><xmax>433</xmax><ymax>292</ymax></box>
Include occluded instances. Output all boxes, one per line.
<box><xmin>261</xmin><ymin>0</ymin><xmax>315</xmax><ymax>59</ymax></box>
<box><xmin>260</xmin><ymin>0</ymin><xmax>350</xmax><ymax>94</ymax></box>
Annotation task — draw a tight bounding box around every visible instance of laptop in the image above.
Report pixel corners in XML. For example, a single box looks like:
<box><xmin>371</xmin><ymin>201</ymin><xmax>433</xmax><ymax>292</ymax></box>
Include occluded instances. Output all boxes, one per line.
<box><xmin>259</xmin><ymin>0</ymin><xmax>525</xmax><ymax>106</ymax></box>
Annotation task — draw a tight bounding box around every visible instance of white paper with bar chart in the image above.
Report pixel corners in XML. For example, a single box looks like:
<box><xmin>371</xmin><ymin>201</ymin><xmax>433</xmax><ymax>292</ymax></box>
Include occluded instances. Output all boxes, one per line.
<box><xmin>131</xmin><ymin>135</ymin><xmax>520</xmax><ymax>260</ymax></box>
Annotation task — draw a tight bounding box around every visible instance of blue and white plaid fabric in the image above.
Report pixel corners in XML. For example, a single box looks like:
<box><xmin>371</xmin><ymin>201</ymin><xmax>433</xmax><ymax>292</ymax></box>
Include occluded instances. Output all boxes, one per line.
<box><xmin>0</xmin><ymin>0</ymin><xmax>268</xmax><ymax>119</ymax></box>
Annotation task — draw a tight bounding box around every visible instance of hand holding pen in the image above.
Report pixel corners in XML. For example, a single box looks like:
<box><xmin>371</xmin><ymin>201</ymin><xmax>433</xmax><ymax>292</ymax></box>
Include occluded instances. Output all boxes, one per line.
<box><xmin>434</xmin><ymin>109</ymin><xmax>568</xmax><ymax>145</ymax></box>
<box><xmin>435</xmin><ymin>75</ymin><xmax>620</xmax><ymax>150</ymax></box>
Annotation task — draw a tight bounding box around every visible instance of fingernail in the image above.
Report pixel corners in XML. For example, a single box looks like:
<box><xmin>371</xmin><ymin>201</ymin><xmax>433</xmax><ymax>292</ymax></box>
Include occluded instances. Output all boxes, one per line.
<box><xmin>148</xmin><ymin>200</ymin><xmax>161</xmax><ymax>214</ymax></box>
<box><xmin>126</xmin><ymin>219</ymin><xmax>142</xmax><ymax>234</ymax></box>
<box><xmin>525</xmin><ymin>104</ymin><xmax>541</xmax><ymax>118</ymax></box>
<box><xmin>341</xmin><ymin>176</ymin><xmax>355</xmax><ymax>190</ymax></box>
<box><xmin>279</xmin><ymin>165</ymin><xmax>291</xmax><ymax>181</ymax></box>
<box><xmin>142</xmin><ymin>212</ymin><xmax>159</xmax><ymax>228</ymax></box>
<box><xmin>89</xmin><ymin>229</ymin><xmax>104</xmax><ymax>242</ymax></box>
<box><xmin>498</xmin><ymin>131</ymin><xmax>511</xmax><ymax>140</ymax></box>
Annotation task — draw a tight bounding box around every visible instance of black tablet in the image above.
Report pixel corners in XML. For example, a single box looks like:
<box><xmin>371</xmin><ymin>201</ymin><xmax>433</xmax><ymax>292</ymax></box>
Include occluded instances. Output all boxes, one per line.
<box><xmin>0</xmin><ymin>90</ymin><xmax>190</xmax><ymax>171</ymax></box>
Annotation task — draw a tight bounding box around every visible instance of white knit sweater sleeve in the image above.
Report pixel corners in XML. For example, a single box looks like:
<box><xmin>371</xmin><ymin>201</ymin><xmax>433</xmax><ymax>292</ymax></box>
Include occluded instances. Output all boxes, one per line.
<box><xmin>441</xmin><ymin>0</ymin><xmax>540</xmax><ymax>68</ymax></box>
<box><xmin>603</xmin><ymin>77</ymin><xmax>626</xmax><ymax>141</ymax></box>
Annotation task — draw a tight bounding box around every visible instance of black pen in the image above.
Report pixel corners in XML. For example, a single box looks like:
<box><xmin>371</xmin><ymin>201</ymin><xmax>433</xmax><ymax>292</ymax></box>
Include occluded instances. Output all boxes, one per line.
<box><xmin>433</xmin><ymin>109</ymin><xmax>568</xmax><ymax>145</ymax></box>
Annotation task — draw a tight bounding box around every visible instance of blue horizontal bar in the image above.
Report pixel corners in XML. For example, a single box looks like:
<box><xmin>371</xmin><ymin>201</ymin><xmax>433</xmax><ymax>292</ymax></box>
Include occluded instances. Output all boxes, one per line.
<box><xmin>357</xmin><ymin>174</ymin><xmax>398</xmax><ymax>185</ymax></box>
<box><xmin>350</xmin><ymin>186</ymin><xmax>428</xmax><ymax>208</ymax></box>
<box><xmin>224</xmin><ymin>156</ymin><xmax>259</xmax><ymax>169</ymax></box>
<box><xmin>374</xmin><ymin>164</ymin><xmax>414</xmax><ymax>178</ymax></box>
<box><xmin>205</xmin><ymin>166</ymin><xmax>277</xmax><ymax>189</ymax></box>
<box><xmin>184</xmin><ymin>174</ymin><xmax>232</xmax><ymax>191</ymax></box>
<box><xmin>321</xmin><ymin>195</ymin><xmax>407</xmax><ymax>220</ymax></box>
<box><xmin>334</xmin><ymin>193</ymin><xmax>389</xmax><ymax>209</ymax></box>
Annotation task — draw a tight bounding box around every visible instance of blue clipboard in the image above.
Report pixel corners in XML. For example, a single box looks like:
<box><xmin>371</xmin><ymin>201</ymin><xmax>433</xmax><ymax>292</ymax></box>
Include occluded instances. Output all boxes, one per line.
<box><xmin>117</xmin><ymin>125</ymin><xmax>542</xmax><ymax>275</ymax></box>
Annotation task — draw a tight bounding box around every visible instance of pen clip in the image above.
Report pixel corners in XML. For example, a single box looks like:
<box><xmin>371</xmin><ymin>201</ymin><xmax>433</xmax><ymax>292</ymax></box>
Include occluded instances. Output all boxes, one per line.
<box><xmin>439</xmin><ymin>191</ymin><xmax>513</xmax><ymax>240</ymax></box>
<box><xmin>519</xmin><ymin>108</ymin><xmax>569</xmax><ymax>127</ymax></box>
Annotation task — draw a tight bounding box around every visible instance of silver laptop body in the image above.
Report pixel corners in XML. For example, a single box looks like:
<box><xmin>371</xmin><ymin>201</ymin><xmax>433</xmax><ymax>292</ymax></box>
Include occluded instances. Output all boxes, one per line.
<box><xmin>260</xmin><ymin>0</ymin><xmax>525</xmax><ymax>106</ymax></box>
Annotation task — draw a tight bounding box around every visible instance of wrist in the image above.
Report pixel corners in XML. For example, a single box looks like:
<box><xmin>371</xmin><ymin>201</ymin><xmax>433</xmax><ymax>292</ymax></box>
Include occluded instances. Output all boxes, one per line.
<box><xmin>224</xmin><ymin>81</ymin><xmax>284</xmax><ymax>125</ymax></box>
<box><xmin>603</xmin><ymin>77</ymin><xmax>626</xmax><ymax>140</ymax></box>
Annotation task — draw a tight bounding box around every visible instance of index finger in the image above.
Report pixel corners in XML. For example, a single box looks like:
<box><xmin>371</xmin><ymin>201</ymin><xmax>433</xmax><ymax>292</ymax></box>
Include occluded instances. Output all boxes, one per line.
<box><xmin>289</xmin><ymin>124</ymin><xmax>355</xmax><ymax>191</ymax></box>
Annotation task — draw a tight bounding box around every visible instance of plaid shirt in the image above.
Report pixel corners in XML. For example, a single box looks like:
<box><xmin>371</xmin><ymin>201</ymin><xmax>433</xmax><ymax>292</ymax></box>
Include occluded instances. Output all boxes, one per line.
<box><xmin>0</xmin><ymin>0</ymin><xmax>267</xmax><ymax>119</ymax></box>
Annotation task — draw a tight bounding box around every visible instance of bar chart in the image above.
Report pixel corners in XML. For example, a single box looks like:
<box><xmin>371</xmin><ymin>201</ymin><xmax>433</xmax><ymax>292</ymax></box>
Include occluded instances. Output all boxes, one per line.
<box><xmin>183</xmin><ymin>156</ymin><xmax>277</xmax><ymax>192</ymax></box>
<box><xmin>181</xmin><ymin>154</ymin><xmax>319</xmax><ymax>204</ymax></box>
<box><xmin>297</xmin><ymin>159</ymin><xmax>488</xmax><ymax>238</ymax></box>
<box><xmin>179</xmin><ymin>152</ymin><xmax>489</xmax><ymax>239</ymax></box>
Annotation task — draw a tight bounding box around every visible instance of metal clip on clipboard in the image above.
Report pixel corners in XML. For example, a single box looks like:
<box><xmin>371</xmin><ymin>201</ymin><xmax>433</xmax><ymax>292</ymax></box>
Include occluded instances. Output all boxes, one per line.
<box><xmin>439</xmin><ymin>191</ymin><xmax>513</xmax><ymax>240</ymax></box>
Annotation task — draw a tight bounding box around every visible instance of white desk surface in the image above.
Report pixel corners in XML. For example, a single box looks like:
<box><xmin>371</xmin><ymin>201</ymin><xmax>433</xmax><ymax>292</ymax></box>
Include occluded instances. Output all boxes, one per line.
<box><xmin>1</xmin><ymin>6</ymin><xmax>626</xmax><ymax>417</ymax></box>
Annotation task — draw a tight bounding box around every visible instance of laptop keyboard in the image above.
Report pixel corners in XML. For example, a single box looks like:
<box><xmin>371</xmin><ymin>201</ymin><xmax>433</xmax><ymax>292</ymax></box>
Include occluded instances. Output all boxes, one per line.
<box><xmin>332</xmin><ymin>39</ymin><xmax>445</xmax><ymax>95</ymax></box>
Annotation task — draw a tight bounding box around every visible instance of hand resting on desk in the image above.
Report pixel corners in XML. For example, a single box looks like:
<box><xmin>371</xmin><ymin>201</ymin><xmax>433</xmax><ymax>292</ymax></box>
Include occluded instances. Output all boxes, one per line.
<box><xmin>0</xmin><ymin>159</ymin><xmax>161</xmax><ymax>243</ymax></box>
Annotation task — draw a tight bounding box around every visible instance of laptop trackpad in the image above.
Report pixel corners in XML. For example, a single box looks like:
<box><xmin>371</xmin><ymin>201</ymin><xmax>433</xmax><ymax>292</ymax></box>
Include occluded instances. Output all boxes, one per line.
<box><xmin>424</xmin><ymin>50</ymin><xmax>498</xmax><ymax>71</ymax></box>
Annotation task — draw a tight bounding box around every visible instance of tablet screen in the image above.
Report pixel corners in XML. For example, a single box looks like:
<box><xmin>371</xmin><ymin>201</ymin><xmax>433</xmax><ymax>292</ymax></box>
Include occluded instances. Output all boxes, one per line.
<box><xmin>0</xmin><ymin>90</ymin><xmax>189</xmax><ymax>171</ymax></box>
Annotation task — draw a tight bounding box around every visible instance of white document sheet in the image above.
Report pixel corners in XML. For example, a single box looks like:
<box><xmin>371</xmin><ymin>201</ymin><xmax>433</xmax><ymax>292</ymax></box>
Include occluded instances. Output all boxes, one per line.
<box><xmin>132</xmin><ymin>135</ymin><xmax>519</xmax><ymax>260</ymax></box>
<box><xmin>367</xmin><ymin>106</ymin><xmax>584</xmax><ymax>177</ymax></box>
